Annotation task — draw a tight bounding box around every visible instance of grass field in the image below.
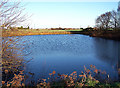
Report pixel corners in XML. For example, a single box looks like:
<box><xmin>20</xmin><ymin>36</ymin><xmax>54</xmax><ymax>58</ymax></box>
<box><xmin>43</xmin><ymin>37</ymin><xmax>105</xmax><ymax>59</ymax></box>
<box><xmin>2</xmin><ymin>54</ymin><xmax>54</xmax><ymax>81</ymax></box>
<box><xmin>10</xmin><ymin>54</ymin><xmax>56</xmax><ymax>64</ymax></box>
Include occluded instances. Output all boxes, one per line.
<box><xmin>2</xmin><ymin>29</ymin><xmax>83</xmax><ymax>37</ymax></box>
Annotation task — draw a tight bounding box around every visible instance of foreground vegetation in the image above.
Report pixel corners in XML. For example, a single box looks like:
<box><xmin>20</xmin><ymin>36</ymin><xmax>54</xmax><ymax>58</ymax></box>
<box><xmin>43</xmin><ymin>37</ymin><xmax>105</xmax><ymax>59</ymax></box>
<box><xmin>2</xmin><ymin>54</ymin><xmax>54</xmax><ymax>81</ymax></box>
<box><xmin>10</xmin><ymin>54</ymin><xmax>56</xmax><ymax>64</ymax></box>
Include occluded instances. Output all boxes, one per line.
<box><xmin>2</xmin><ymin>64</ymin><xmax>120</xmax><ymax>88</ymax></box>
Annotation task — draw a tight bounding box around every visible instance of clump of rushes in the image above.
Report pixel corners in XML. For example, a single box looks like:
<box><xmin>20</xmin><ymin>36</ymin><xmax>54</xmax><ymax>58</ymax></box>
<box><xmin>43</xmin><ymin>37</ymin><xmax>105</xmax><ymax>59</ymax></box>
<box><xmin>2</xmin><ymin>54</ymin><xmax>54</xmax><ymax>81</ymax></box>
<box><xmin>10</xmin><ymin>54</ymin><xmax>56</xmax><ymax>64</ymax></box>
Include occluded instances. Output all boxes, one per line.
<box><xmin>36</xmin><ymin>65</ymin><xmax>119</xmax><ymax>88</ymax></box>
<box><xmin>2</xmin><ymin>37</ymin><xmax>26</xmax><ymax>86</ymax></box>
<box><xmin>2</xmin><ymin>70</ymin><xmax>25</xmax><ymax>87</ymax></box>
<box><xmin>2</xmin><ymin>65</ymin><xmax>120</xmax><ymax>87</ymax></box>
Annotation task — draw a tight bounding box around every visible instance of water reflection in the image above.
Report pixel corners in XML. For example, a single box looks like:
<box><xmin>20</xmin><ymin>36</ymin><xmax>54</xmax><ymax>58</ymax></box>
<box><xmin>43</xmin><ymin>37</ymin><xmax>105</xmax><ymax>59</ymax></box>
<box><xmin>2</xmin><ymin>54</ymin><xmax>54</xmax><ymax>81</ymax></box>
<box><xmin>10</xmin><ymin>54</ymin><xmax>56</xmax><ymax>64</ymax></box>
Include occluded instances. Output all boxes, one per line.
<box><xmin>93</xmin><ymin>38</ymin><xmax>119</xmax><ymax>66</ymax></box>
<box><xmin>92</xmin><ymin>37</ymin><xmax>120</xmax><ymax>80</ymax></box>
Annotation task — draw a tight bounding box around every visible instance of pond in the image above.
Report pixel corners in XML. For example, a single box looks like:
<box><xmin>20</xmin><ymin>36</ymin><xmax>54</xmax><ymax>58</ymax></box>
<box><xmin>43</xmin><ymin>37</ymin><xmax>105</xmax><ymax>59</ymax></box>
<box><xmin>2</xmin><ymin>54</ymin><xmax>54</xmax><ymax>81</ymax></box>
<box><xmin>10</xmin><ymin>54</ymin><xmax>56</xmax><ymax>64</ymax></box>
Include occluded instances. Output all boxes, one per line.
<box><xmin>21</xmin><ymin>34</ymin><xmax>120</xmax><ymax>82</ymax></box>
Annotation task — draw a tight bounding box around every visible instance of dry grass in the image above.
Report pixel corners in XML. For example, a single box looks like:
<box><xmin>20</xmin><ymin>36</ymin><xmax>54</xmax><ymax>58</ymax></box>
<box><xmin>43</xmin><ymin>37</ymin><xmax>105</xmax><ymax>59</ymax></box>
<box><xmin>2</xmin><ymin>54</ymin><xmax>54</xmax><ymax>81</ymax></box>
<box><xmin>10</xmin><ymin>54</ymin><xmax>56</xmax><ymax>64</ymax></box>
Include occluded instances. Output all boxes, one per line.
<box><xmin>2</xmin><ymin>29</ymin><xmax>71</xmax><ymax>37</ymax></box>
<box><xmin>2</xmin><ymin>65</ymin><xmax>120</xmax><ymax>88</ymax></box>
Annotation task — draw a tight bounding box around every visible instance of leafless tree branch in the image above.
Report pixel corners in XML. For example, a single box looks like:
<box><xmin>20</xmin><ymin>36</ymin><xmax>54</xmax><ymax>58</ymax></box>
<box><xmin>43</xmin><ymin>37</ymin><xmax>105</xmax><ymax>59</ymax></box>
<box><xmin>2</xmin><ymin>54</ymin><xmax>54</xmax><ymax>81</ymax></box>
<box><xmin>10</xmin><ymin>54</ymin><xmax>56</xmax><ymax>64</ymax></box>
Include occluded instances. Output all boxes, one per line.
<box><xmin>95</xmin><ymin>10</ymin><xmax>120</xmax><ymax>30</ymax></box>
<box><xmin>0</xmin><ymin>0</ymin><xmax>28</xmax><ymax>28</ymax></box>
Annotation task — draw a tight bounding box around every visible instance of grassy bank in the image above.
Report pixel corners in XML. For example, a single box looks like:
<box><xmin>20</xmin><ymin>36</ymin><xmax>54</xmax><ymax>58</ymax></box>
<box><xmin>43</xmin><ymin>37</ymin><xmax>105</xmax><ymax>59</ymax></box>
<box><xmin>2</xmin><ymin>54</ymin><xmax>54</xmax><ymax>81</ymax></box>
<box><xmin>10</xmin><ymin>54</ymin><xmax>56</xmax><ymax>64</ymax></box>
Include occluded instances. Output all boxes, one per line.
<box><xmin>2</xmin><ymin>29</ymin><xmax>120</xmax><ymax>41</ymax></box>
<box><xmin>2</xmin><ymin>29</ymin><xmax>72</xmax><ymax>37</ymax></box>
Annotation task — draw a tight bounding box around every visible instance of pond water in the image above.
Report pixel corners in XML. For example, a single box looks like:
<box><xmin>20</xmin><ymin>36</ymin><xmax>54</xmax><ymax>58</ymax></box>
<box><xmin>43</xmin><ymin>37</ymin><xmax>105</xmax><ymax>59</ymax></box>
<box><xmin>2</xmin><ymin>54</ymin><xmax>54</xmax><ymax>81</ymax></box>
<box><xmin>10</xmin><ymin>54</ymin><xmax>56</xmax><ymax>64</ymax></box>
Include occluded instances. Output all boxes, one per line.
<box><xmin>21</xmin><ymin>34</ymin><xmax>120</xmax><ymax>82</ymax></box>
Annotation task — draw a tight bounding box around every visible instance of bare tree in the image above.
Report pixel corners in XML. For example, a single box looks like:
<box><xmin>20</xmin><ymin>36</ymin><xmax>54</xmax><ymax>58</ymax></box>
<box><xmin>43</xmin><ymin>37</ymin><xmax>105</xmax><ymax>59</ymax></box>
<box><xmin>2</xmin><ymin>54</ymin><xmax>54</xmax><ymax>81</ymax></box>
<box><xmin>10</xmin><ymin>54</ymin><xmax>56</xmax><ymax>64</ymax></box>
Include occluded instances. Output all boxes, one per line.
<box><xmin>110</xmin><ymin>10</ymin><xmax>120</xmax><ymax>29</ymax></box>
<box><xmin>96</xmin><ymin>10</ymin><xmax>120</xmax><ymax>30</ymax></box>
<box><xmin>95</xmin><ymin>11</ymin><xmax>112</xmax><ymax>30</ymax></box>
<box><xmin>0</xmin><ymin>0</ymin><xmax>31</xmax><ymax>85</ymax></box>
<box><xmin>0</xmin><ymin>0</ymin><xmax>27</xmax><ymax>29</ymax></box>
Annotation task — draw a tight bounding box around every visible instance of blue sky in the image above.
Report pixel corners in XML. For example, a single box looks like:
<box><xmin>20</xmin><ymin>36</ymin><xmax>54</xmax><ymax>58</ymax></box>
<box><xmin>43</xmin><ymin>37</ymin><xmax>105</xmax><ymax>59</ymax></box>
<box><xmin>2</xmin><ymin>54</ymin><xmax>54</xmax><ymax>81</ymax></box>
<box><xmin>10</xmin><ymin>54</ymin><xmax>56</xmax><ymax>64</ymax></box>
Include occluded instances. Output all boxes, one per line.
<box><xmin>22</xmin><ymin>1</ymin><xmax>119</xmax><ymax>28</ymax></box>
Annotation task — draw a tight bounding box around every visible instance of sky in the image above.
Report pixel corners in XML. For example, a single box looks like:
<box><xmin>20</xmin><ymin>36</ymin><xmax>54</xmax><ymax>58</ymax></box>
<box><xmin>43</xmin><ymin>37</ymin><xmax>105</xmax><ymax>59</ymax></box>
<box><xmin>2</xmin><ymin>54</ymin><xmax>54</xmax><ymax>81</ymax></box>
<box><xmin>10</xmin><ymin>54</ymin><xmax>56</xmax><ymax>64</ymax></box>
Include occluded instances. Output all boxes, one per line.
<box><xmin>21</xmin><ymin>1</ymin><xmax>119</xmax><ymax>28</ymax></box>
<box><xmin>22</xmin><ymin>0</ymin><xmax>119</xmax><ymax>2</ymax></box>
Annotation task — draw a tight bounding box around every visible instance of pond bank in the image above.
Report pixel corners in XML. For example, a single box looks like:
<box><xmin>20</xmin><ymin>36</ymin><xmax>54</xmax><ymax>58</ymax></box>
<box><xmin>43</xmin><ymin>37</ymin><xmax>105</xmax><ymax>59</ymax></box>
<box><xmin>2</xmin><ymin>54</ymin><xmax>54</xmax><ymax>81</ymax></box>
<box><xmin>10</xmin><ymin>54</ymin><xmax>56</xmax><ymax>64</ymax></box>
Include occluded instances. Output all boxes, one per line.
<box><xmin>2</xmin><ymin>30</ymin><xmax>71</xmax><ymax>37</ymax></box>
<box><xmin>69</xmin><ymin>30</ymin><xmax>120</xmax><ymax>41</ymax></box>
<box><xmin>2</xmin><ymin>29</ymin><xmax>120</xmax><ymax>41</ymax></box>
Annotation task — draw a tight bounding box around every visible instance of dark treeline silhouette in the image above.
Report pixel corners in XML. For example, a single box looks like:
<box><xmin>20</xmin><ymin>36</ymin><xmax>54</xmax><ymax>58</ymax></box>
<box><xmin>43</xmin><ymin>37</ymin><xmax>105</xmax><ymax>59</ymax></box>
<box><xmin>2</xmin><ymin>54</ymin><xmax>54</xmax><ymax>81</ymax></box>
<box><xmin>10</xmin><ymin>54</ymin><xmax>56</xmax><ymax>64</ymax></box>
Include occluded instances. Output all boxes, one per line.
<box><xmin>95</xmin><ymin>2</ymin><xmax>120</xmax><ymax>30</ymax></box>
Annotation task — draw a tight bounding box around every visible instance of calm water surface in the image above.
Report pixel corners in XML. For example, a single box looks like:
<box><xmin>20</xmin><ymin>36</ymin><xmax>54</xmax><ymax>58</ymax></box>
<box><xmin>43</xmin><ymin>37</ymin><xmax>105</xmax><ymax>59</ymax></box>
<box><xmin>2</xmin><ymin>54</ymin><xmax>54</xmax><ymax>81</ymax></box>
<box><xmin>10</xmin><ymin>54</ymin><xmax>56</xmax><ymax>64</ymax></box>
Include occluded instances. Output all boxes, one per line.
<box><xmin>21</xmin><ymin>34</ymin><xmax>120</xmax><ymax>81</ymax></box>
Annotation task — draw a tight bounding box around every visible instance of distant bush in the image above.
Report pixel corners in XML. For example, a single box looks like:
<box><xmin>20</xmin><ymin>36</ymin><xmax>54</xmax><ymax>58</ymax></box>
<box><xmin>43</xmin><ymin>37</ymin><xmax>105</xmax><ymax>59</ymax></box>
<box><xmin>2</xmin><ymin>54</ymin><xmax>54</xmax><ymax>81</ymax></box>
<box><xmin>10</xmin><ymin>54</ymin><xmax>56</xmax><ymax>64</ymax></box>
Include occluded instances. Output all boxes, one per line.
<box><xmin>18</xmin><ymin>26</ymin><xmax>30</xmax><ymax>29</ymax></box>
